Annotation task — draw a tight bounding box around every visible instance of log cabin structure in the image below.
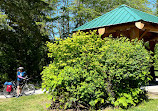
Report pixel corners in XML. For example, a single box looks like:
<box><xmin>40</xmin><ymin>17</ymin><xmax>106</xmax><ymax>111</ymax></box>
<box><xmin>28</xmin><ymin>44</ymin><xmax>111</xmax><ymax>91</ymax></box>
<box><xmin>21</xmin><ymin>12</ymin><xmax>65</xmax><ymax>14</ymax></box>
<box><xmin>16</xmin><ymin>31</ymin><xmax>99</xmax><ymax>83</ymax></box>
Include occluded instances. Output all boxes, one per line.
<box><xmin>73</xmin><ymin>5</ymin><xmax>158</xmax><ymax>81</ymax></box>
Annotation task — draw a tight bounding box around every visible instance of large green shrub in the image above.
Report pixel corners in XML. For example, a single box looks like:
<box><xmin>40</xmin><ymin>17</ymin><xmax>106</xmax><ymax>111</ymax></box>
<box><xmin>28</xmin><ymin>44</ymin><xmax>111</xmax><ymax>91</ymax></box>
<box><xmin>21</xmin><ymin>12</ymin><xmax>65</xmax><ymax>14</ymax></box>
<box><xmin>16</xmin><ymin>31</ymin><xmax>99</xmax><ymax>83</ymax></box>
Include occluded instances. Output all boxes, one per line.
<box><xmin>41</xmin><ymin>31</ymin><xmax>152</xmax><ymax>110</ymax></box>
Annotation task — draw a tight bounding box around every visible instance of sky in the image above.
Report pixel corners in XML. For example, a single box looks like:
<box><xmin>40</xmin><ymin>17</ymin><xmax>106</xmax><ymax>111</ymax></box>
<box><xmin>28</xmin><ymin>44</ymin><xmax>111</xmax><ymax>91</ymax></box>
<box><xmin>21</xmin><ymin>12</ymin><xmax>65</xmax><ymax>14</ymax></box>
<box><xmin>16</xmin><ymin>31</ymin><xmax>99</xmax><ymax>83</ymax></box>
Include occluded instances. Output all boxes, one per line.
<box><xmin>49</xmin><ymin>0</ymin><xmax>157</xmax><ymax>39</ymax></box>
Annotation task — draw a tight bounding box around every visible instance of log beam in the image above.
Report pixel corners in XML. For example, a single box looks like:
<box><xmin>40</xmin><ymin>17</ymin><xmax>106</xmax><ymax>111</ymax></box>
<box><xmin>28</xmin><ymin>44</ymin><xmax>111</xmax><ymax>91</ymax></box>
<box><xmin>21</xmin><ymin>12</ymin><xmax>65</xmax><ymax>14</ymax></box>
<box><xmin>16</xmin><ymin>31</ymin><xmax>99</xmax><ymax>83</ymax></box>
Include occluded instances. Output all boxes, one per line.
<box><xmin>135</xmin><ymin>21</ymin><xmax>158</xmax><ymax>33</ymax></box>
<box><xmin>135</xmin><ymin>22</ymin><xmax>145</xmax><ymax>29</ymax></box>
<box><xmin>97</xmin><ymin>23</ymin><xmax>135</xmax><ymax>35</ymax></box>
<box><xmin>98</xmin><ymin>27</ymin><xmax>105</xmax><ymax>35</ymax></box>
<box><xmin>143</xmin><ymin>25</ymin><xmax>158</xmax><ymax>33</ymax></box>
<box><xmin>106</xmin><ymin>23</ymin><xmax>135</xmax><ymax>33</ymax></box>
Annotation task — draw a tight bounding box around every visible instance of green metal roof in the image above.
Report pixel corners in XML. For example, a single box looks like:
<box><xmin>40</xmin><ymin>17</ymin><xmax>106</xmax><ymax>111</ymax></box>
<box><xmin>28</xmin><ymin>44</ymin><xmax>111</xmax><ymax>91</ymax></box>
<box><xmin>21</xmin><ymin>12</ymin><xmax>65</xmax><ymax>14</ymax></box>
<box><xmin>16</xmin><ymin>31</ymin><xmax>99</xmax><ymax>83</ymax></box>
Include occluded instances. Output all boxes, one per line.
<box><xmin>73</xmin><ymin>5</ymin><xmax>158</xmax><ymax>31</ymax></box>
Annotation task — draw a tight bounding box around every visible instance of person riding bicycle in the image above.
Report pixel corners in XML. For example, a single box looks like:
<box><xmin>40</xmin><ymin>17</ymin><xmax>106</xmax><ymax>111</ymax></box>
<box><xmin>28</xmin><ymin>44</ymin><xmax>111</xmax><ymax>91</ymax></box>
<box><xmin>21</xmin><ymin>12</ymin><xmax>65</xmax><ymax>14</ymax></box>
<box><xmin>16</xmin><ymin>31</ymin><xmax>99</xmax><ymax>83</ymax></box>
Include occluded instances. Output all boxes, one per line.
<box><xmin>17</xmin><ymin>67</ymin><xmax>27</xmax><ymax>98</ymax></box>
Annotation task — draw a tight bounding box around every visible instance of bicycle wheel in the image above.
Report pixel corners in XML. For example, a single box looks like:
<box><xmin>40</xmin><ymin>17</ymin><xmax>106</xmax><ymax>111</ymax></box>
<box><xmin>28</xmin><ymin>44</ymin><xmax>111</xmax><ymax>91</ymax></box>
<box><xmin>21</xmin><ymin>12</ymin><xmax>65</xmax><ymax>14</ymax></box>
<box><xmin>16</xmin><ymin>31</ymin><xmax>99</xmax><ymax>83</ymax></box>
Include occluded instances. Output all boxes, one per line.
<box><xmin>3</xmin><ymin>86</ymin><xmax>16</xmax><ymax>98</ymax></box>
<box><xmin>22</xmin><ymin>84</ymin><xmax>35</xmax><ymax>96</ymax></box>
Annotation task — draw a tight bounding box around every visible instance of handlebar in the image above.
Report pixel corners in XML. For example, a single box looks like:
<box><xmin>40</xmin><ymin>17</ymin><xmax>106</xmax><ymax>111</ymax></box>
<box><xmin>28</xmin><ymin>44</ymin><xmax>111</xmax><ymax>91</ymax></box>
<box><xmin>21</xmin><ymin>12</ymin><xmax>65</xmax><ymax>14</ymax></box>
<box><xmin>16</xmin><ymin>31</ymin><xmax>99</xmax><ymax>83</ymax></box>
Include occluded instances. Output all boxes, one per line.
<box><xmin>23</xmin><ymin>76</ymin><xmax>30</xmax><ymax>81</ymax></box>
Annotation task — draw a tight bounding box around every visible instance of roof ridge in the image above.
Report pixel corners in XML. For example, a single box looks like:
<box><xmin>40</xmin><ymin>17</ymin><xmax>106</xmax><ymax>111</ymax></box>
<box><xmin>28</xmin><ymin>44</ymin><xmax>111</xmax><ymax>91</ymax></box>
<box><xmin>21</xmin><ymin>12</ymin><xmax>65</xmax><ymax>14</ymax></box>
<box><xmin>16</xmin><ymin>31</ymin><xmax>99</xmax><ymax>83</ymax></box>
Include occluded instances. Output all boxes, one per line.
<box><xmin>73</xmin><ymin>6</ymin><xmax>120</xmax><ymax>31</ymax></box>
<box><xmin>120</xmin><ymin>5</ymin><xmax>158</xmax><ymax>22</ymax></box>
<box><xmin>123</xmin><ymin>6</ymin><xmax>142</xmax><ymax>20</ymax></box>
<box><xmin>73</xmin><ymin>4</ymin><xmax>158</xmax><ymax>32</ymax></box>
<box><xmin>120</xmin><ymin>4</ymin><xmax>157</xmax><ymax>18</ymax></box>
<box><xmin>131</xmin><ymin>7</ymin><xmax>158</xmax><ymax>19</ymax></box>
<box><xmin>86</xmin><ymin>7</ymin><xmax>120</xmax><ymax>24</ymax></box>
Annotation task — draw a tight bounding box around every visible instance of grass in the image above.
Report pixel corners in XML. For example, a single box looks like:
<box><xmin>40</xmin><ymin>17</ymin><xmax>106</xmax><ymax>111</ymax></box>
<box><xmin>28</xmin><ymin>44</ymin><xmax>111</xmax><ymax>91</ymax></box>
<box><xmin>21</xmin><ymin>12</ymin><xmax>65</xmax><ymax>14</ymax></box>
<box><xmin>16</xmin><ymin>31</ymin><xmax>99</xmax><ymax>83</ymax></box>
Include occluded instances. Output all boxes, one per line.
<box><xmin>124</xmin><ymin>99</ymin><xmax>158</xmax><ymax>111</ymax></box>
<box><xmin>103</xmin><ymin>99</ymin><xmax>158</xmax><ymax>111</ymax></box>
<box><xmin>0</xmin><ymin>94</ymin><xmax>158</xmax><ymax>111</ymax></box>
<box><xmin>0</xmin><ymin>94</ymin><xmax>51</xmax><ymax>111</ymax></box>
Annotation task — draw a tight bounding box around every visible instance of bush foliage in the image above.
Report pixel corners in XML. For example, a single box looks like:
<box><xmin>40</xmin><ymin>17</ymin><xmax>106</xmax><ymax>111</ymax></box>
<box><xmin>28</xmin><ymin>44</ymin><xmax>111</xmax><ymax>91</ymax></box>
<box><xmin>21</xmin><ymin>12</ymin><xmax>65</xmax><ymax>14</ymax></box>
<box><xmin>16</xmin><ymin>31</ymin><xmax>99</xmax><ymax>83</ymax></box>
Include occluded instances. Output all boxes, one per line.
<box><xmin>41</xmin><ymin>31</ymin><xmax>152</xmax><ymax>110</ymax></box>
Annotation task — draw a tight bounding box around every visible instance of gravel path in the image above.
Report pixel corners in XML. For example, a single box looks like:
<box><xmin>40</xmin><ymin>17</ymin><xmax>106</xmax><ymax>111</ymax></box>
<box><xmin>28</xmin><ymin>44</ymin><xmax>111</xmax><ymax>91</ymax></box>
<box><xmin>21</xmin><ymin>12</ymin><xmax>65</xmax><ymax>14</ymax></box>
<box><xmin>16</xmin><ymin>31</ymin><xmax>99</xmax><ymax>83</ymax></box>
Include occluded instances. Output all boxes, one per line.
<box><xmin>0</xmin><ymin>88</ymin><xmax>45</xmax><ymax>99</ymax></box>
<box><xmin>0</xmin><ymin>79</ymin><xmax>158</xmax><ymax>99</ymax></box>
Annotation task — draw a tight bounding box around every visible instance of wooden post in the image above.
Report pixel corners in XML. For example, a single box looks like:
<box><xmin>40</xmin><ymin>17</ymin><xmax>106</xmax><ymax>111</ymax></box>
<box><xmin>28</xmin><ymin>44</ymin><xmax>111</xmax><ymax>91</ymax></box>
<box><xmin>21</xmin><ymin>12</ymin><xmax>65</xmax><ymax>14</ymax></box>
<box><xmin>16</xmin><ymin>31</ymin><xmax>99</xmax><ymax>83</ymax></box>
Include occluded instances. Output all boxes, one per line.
<box><xmin>130</xmin><ymin>27</ymin><xmax>140</xmax><ymax>39</ymax></box>
<box><xmin>139</xmin><ymin>29</ymin><xmax>150</xmax><ymax>40</ymax></box>
<box><xmin>149</xmin><ymin>41</ymin><xmax>156</xmax><ymax>81</ymax></box>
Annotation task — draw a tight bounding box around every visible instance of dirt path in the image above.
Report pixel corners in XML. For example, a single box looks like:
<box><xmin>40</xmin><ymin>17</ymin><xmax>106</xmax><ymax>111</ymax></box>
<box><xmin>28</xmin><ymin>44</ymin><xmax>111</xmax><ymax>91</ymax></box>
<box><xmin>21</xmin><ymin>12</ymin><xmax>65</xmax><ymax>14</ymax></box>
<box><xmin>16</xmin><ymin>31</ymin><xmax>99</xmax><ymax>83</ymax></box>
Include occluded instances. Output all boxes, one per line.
<box><xmin>143</xmin><ymin>78</ymin><xmax>158</xmax><ymax>99</ymax></box>
<box><xmin>0</xmin><ymin>79</ymin><xmax>158</xmax><ymax>99</ymax></box>
<box><xmin>0</xmin><ymin>88</ymin><xmax>45</xmax><ymax>99</ymax></box>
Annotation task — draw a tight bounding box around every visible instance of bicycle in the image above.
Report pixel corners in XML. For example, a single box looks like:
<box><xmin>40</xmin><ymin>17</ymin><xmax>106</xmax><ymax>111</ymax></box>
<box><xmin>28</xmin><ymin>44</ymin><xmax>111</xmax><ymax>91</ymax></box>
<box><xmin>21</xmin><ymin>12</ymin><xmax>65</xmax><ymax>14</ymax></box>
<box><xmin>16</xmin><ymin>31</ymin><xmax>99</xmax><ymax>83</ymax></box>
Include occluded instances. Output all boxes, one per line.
<box><xmin>3</xmin><ymin>77</ymin><xmax>35</xmax><ymax>98</ymax></box>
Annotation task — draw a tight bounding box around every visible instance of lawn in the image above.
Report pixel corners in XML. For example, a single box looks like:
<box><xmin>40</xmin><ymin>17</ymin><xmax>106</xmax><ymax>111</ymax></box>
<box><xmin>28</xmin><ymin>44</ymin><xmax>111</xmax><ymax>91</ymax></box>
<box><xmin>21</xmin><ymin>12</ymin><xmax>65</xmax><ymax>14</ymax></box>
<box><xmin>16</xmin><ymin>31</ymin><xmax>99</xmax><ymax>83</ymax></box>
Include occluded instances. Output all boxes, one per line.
<box><xmin>0</xmin><ymin>94</ymin><xmax>51</xmax><ymax>111</ymax></box>
<box><xmin>104</xmin><ymin>93</ymin><xmax>158</xmax><ymax>111</ymax></box>
<box><xmin>103</xmin><ymin>99</ymin><xmax>158</xmax><ymax>111</ymax></box>
<box><xmin>0</xmin><ymin>94</ymin><xmax>158</xmax><ymax>111</ymax></box>
<box><xmin>124</xmin><ymin>99</ymin><xmax>158</xmax><ymax>111</ymax></box>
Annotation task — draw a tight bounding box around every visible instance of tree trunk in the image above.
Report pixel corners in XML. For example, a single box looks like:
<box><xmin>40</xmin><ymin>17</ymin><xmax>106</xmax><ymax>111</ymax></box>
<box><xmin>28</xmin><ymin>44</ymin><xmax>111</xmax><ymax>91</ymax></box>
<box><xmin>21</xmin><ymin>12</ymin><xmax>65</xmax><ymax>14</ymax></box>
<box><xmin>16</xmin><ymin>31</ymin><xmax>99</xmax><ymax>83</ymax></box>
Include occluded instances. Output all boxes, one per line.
<box><xmin>149</xmin><ymin>41</ymin><xmax>156</xmax><ymax>81</ymax></box>
<box><xmin>56</xmin><ymin>5</ymin><xmax>61</xmax><ymax>39</ymax></box>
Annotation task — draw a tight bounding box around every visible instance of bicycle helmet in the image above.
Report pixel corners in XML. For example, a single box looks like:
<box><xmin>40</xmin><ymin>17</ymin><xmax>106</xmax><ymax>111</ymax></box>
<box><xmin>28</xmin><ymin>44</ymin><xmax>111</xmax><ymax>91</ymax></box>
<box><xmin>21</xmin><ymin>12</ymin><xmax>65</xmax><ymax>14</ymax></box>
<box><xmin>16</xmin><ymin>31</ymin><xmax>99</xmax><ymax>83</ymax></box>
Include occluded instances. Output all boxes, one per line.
<box><xmin>18</xmin><ymin>67</ymin><xmax>24</xmax><ymax>70</ymax></box>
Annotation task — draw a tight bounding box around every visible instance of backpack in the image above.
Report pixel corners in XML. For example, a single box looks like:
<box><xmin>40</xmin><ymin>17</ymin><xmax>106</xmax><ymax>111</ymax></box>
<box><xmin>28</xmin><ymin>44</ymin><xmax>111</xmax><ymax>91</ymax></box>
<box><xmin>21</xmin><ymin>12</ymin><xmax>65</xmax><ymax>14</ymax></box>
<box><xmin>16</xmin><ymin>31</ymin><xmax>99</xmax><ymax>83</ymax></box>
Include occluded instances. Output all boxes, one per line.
<box><xmin>4</xmin><ymin>82</ymin><xmax>13</xmax><ymax>92</ymax></box>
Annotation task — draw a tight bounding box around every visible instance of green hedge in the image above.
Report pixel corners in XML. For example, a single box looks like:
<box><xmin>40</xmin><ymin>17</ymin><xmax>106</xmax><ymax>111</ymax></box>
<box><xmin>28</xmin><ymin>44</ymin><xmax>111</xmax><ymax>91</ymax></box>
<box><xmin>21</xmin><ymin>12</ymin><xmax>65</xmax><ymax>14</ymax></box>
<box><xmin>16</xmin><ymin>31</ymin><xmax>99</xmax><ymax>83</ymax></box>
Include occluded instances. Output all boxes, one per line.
<box><xmin>41</xmin><ymin>31</ymin><xmax>152</xmax><ymax>110</ymax></box>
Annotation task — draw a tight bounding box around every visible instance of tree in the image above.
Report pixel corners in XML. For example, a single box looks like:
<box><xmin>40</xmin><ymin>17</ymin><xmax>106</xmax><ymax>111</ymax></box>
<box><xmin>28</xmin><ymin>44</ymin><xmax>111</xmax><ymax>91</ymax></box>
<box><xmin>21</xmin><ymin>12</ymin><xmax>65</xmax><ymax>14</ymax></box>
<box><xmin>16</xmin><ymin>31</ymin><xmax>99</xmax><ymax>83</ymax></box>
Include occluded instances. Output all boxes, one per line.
<box><xmin>0</xmin><ymin>0</ymin><xmax>51</xmax><ymax>82</ymax></box>
<box><xmin>47</xmin><ymin>0</ymin><xmax>72</xmax><ymax>39</ymax></box>
<box><xmin>45</xmin><ymin>0</ymin><xmax>153</xmax><ymax>39</ymax></box>
<box><xmin>0</xmin><ymin>0</ymin><xmax>155</xmax><ymax>83</ymax></box>
<box><xmin>70</xmin><ymin>0</ymin><xmax>152</xmax><ymax>29</ymax></box>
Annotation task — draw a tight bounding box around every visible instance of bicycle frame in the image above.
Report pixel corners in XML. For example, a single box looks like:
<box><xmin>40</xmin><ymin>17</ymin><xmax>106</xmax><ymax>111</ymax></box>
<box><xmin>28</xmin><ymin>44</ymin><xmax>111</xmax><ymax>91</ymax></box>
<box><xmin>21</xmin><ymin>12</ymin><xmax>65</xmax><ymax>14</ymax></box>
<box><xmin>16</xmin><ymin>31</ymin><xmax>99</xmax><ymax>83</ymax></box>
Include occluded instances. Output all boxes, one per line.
<box><xmin>12</xmin><ymin>78</ymin><xmax>30</xmax><ymax>95</ymax></box>
<box><xmin>3</xmin><ymin>78</ymin><xmax>35</xmax><ymax>98</ymax></box>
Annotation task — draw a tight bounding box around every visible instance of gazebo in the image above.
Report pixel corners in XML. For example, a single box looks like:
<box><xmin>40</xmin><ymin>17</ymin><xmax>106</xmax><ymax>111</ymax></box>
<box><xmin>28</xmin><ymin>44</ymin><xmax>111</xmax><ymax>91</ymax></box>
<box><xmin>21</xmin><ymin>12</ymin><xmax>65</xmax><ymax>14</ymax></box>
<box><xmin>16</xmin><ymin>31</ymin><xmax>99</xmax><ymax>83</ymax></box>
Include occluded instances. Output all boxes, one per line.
<box><xmin>73</xmin><ymin>5</ymin><xmax>158</xmax><ymax>80</ymax></box>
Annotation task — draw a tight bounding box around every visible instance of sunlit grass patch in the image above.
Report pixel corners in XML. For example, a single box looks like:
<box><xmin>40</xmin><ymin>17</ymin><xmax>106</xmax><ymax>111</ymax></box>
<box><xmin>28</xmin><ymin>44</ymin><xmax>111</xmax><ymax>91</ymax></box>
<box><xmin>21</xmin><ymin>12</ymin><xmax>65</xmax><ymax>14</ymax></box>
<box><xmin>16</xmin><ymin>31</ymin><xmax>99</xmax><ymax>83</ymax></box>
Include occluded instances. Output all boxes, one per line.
<box><xmin>103</xmin><ymin>99</ymin><xmax>158</xmax><ymax>111</ymax></box>
<box><xmin>0</xmin><ymin>94</ymin><xmax>51</xmax><ymax>111</ymax></box>
<box><xmin>0</xmin><ymin>94</ymin><xmax>158</xmax><ymax>111</ymax></box>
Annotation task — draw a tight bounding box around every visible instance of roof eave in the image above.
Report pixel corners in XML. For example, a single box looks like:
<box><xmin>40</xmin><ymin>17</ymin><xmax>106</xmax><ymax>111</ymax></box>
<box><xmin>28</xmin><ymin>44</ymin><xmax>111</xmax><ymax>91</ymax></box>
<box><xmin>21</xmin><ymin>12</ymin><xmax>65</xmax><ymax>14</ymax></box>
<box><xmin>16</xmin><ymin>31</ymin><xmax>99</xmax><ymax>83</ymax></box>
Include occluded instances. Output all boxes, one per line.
<box><xmin>72</xmin><ymin>20</ymin><xmax>143</xmax><ymax>32</ymax></box>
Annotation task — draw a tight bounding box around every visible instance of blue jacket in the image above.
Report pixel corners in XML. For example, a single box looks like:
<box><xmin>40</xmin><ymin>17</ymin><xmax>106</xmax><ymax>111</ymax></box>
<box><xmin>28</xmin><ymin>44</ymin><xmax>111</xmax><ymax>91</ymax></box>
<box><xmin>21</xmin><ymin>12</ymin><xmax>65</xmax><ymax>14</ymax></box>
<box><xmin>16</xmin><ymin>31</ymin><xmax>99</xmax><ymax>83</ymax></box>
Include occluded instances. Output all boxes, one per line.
<box><xmin>17</xmin><ymin>71</ymin><xmax>26</xmax><ymax>81</ymax></box>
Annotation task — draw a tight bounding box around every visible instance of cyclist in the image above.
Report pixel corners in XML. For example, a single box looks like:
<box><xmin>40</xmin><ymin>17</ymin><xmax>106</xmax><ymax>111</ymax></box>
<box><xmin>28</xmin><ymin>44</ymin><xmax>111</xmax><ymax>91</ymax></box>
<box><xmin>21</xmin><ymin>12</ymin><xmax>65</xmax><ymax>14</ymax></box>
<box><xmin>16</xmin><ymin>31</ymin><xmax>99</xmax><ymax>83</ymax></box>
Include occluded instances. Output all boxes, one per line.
<box><xmin>16</xmin><ymin>67</ymin><xmax>27</xmax><ymax>98</ymax></box>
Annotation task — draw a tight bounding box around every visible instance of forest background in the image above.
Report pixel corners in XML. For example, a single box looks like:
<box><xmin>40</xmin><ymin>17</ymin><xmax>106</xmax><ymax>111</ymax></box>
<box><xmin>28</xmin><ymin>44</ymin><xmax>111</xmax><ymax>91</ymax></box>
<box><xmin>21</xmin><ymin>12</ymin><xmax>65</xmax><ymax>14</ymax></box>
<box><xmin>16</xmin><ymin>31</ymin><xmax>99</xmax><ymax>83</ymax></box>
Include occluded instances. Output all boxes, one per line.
<box><xmin>0</xmin><ymin>0</ymin><xmax>158</xmax><ymax>83</ymax></box>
